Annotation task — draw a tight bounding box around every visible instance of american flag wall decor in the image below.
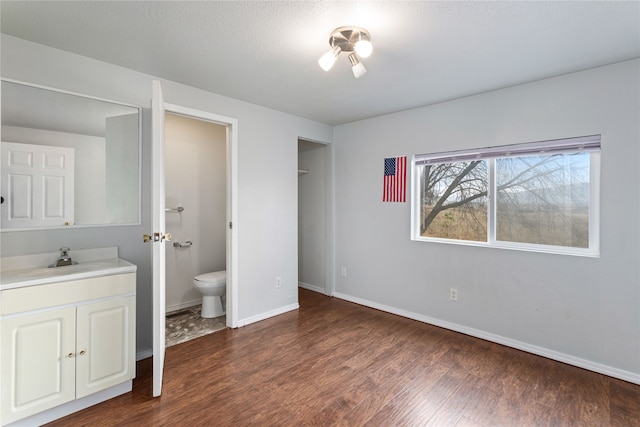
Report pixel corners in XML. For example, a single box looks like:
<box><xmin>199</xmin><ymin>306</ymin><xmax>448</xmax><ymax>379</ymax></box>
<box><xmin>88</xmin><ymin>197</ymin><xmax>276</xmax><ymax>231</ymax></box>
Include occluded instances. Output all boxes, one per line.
<box><xmin>383</xmin><ymin>156</ymin><xmax>407</xmax><ymax>202</ymax></box>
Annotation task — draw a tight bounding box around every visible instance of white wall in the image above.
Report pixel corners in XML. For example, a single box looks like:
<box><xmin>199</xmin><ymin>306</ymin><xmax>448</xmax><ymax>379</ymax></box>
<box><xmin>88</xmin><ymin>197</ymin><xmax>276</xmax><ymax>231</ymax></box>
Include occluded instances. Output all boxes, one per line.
<box><xmin>333</xmin><ymin>59</ymin><xmax>640</xmax><ymax>383</ymax></box>
<box><xmin>105</xmin><ymin>113</ymin><xmax>139</xmax><ymax>224</ymax></box>
<box><xmin>0</xmin><ymin>34</ymin><xmax>333</xmax><ymax>355</ymax></box>
<box><xmin>298</xmin><ymin>141</ymin><xmax>327</xmax><ymax>293</ymax></box>
<box><xmin>164</xmin><ymin>113</ymin><xmax>226</xmax><ymax>312</ymax></box>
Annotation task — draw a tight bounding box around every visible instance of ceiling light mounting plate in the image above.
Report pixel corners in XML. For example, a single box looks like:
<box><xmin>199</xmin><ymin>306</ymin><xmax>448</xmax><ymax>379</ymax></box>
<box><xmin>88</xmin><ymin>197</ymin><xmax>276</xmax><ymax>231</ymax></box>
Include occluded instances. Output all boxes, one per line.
<box><xmin>329</xmin><ymin>26</ymin><xmax>371</xmax><ymax>53</ymax></box>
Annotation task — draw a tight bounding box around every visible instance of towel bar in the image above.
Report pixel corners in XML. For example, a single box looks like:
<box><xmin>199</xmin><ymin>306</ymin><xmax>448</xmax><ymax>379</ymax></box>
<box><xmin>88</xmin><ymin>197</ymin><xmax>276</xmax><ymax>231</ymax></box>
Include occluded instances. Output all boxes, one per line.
<box><xmin>173</xmin><ymin>241</ymin><xmax>192</xmax><ymax>248</ymax></box>
<box><xmin>166</xmin><ymin>206</ymin><xmax>184</xmax><ymax>212</ymax></box>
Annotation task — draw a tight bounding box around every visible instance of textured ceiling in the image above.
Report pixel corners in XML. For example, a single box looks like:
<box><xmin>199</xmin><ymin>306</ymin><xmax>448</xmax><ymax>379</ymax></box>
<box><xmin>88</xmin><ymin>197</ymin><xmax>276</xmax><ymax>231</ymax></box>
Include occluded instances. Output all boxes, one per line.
<box><xmin>1</xmin><ymin>1</ymin><xmax>639</xmax><ymax>125</ymax></box>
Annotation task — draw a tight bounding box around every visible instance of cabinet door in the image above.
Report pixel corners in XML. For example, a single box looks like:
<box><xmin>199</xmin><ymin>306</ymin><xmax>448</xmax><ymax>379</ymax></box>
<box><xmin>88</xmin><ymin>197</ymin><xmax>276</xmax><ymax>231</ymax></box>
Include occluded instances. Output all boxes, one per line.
<box><xmin>75</xmin><ymin>297</ymin><xmax>135</xmax><ymax>398</ymax></box>
<box><xmin>0</xmin><ymin>307</ymin><xmax>76</xmax><ymax>425</ymax></box>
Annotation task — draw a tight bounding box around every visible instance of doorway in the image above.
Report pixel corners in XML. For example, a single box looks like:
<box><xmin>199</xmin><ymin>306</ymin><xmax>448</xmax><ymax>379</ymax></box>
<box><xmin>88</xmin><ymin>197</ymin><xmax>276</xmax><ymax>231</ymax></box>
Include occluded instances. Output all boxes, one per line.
<box><xmin>298</xmin><ymin>139</ymin><xmax>333</xmax><ymax>295</ymax></box>
<box><xmin>164</xmin><ymin>113</ymin><xmax>228</xmax><ymax>346</ymax></box>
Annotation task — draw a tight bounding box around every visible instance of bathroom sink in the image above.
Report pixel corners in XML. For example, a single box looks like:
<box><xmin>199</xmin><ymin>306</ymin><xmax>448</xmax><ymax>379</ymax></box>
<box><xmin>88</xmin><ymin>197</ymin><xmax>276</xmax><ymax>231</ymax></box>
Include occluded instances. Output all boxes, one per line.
<box><xmin>17</xmin><ymin>267</ymin><xmax>66</xmax><ymax>279</ymax></box>
<box><xmin>1</xmin><ymin>258</ymin><xmax>136</xmax><ymax>290</ymax></box>
<box><xmin>18</xmin><ymin>260</ymin><xmax>117</xmax><ymax>278</ymax></box>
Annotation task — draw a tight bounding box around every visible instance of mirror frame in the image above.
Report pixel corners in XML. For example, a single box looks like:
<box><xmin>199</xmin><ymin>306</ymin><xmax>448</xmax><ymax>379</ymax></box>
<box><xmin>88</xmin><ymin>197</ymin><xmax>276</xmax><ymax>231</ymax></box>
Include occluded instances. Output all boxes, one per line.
<box><xmin>1</xmin><ymin>78</ymin><xmax>142</xmax><ymax>231</ymax></box>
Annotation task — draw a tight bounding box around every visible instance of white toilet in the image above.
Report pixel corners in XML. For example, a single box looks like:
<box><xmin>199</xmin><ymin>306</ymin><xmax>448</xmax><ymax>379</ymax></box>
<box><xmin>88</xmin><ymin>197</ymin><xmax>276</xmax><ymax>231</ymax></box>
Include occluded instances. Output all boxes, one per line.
<box><xmin>193</xmin><ymin>270</ymin><xmax>226</xmax><ymax>318</ymax></box>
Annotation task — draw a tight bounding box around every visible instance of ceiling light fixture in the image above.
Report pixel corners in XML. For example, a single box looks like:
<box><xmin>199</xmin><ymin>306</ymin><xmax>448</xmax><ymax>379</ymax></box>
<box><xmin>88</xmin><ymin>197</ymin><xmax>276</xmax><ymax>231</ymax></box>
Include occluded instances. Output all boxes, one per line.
<box><xmin>318</xmin><ymin>26</ymin><xmax>372</xmax><ymax>79</ymax></box>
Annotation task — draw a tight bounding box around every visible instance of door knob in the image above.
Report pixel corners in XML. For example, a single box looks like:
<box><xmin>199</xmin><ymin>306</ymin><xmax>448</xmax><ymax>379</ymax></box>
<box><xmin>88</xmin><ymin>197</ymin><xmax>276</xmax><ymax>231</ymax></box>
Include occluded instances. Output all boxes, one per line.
<box><xmin>143</xmin><ymin>234</ymin><xmax>153</xmax><ymax>243</ymax></box>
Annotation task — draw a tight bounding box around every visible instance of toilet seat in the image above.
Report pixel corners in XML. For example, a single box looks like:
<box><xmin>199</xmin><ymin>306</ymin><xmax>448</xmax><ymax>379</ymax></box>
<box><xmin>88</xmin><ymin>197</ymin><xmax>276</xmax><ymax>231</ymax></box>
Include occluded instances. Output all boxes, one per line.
<box><xmin>194</xmin><ymin>271</ymin><xmax>225</xmax><ymax>284</ymax></box>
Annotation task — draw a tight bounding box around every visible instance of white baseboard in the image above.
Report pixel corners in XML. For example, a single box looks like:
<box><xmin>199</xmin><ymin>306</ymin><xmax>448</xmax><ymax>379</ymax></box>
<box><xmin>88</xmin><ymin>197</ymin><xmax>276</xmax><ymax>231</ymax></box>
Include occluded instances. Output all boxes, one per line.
<box><xmin>298</xmin><ymin>282</ymin><xmax>327</xmax><ymax>295</ymax></box>
<box><xmin>333</xmin><ymin>291</ymin><xmax>640</xmax><ymax>385</ymax></box>
<box><xmin>136</xmin><ymin>348</ymin><xmax>152</xmax><ymax>361</ymax></box>
<box><xmin>237</xmin><ymin>303</ymin><xmax>299</xmax><ymax>327</ymax></box>
<box><xmin>166</xmin><ymin>298</ymin><xmax>201</xmax><ymax>314</ymax></box>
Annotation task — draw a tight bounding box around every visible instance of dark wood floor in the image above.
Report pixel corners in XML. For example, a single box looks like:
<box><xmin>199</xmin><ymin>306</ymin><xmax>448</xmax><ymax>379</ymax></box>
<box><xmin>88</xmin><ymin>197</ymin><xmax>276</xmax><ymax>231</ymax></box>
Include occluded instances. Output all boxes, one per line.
<box><xmin>48</xmin><ymin>288</ymin><xmax>639</xmax><ymax>426</ymax></box>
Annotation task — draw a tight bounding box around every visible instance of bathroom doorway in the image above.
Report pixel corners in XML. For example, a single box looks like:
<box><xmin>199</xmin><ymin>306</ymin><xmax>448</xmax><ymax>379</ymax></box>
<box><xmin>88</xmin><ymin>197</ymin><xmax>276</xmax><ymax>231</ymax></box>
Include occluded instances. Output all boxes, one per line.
<box><xmin>164</xmin><ymin>113</ymin><xmax>228</xmax><ymax>346</ymax></box>
<box><xmin>298</xmin><ymin>138</ymin><xmax>334</xmax><ymax>296</ymax></box>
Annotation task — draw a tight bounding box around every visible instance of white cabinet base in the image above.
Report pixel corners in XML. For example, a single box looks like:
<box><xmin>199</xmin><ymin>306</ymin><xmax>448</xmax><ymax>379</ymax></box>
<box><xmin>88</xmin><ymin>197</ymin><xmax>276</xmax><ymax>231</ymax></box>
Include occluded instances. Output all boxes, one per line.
<box><xmin>3</xmin><ymin>381</ymin><xmax>132</xmax><ymax>427</ymax></box>
<box><xmin>0</xmin><ymin>272</ymin><xmax>136</xmax><ymax>426</ymax></box>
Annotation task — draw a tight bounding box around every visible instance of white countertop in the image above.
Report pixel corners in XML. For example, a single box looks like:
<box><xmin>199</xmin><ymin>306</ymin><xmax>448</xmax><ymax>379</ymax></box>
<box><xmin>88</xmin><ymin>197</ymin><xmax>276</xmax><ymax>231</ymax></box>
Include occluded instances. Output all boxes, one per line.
<box><xmin>0</xmin><ymin>248</ymin><xmax>137</xmax><ymax>290</ymax></box>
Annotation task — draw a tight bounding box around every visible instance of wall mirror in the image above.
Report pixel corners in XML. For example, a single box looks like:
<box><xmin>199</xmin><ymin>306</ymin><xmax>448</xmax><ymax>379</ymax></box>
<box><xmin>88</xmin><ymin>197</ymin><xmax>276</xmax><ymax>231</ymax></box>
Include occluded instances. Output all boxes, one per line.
<box><xmin>1</xmin><ymin>79</ymin><xmax>141</xmax><ymax>231</ymax></box>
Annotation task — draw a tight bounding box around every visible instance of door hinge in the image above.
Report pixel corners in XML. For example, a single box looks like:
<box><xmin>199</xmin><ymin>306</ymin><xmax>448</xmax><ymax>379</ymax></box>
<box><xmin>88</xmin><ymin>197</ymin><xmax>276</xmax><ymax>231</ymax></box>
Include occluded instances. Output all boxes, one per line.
<box><xmin>229</xmin><ymin>222</ymin><xmax>233</xmax><ymax>229</ymax></box>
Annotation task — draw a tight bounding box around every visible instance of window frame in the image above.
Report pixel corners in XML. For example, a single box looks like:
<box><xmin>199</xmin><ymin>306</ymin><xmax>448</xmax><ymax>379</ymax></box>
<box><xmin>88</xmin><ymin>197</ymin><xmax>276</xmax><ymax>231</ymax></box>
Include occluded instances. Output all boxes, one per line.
<box><xmin>410</xmin><ymin>135</ymin><xmax>600</xmax><ymax>257</ymax></box>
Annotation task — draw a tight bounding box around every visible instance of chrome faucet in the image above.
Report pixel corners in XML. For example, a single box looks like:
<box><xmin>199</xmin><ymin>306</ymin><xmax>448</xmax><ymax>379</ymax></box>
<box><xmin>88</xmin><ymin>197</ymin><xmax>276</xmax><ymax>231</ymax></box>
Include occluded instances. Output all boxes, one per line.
<box><xmin>49</xmin><ymin>247</ymin><xmax>76</xmax><ymax>268</ymax></box>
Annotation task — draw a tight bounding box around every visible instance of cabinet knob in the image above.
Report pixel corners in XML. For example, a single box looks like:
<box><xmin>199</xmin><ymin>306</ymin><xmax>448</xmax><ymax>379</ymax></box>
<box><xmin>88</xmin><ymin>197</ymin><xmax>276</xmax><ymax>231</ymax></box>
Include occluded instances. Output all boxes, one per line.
<box><xmin>79</xmin><ymin>350</ymin><xmax>86</xmax><ymax>356</ymax></box>
<box><xmin>66</xmin><ymin>352</ymin><xmax>74</xmax><ymax>358</ymax></box>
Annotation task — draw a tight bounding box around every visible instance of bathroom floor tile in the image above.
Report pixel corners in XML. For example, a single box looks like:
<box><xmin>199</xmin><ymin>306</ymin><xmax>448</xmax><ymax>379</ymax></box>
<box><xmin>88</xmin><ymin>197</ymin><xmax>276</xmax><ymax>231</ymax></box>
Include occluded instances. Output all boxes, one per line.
<box><xmin>165</xmin><ymin>305</ymin><xmax>226</xmax><ymax>347</ymax></box>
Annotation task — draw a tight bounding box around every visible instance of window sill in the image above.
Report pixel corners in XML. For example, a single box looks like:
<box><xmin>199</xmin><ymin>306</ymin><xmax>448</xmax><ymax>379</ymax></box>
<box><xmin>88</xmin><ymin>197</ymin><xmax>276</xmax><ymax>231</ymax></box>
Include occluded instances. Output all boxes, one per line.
<box><xmin>411</xmin><ymin>236</ymin><xmax>599</xmax><ymax>258</ymax></box>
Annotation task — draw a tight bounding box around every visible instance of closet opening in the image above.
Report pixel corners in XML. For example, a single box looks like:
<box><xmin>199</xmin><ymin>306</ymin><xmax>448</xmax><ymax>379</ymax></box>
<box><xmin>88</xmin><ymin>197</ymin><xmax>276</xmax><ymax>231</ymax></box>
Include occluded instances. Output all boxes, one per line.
<box><xmin>298</xmin><ymin>138</ymin><xmax>333</xmax><ymax>296</ymax></box>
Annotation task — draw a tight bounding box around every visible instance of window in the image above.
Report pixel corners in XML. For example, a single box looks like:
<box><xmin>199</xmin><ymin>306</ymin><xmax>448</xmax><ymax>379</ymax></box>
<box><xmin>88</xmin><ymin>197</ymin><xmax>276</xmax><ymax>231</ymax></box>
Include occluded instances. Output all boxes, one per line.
<box><xmin>411</xmin><ymin>135</ymin><xmax>600</xmax><ymax>256</ymax></box>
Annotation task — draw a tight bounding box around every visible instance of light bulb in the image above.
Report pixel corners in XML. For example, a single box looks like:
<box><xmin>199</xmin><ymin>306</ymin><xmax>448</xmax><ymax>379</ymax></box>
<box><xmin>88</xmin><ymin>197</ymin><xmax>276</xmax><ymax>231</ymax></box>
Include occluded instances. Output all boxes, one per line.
<box><xmin>318</xmin><ymin>46</ymin><xmax>341</xmax><ymax>71</ymax></box>
<box><xmin>355</xmin><ymin>40</ymin><xmax>373</xmax><ymax>58</ymax></box>
<box><xmin>348</xmin><ymin>53</ymin><xmax>367</xmax><ymax>79</ymax></box>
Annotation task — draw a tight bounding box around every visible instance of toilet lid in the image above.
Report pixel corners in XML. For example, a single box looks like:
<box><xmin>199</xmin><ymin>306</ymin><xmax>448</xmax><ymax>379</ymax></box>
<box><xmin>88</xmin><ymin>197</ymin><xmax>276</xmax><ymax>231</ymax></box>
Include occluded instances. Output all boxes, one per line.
<box><xmin>194</xmin><ymin>270</ymin><xmax>226</xmax><ymax>284</ymax></box>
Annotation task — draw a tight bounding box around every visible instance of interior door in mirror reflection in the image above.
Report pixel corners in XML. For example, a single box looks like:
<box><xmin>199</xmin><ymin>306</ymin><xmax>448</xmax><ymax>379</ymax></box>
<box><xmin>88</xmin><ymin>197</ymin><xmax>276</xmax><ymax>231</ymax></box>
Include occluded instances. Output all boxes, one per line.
<box><xmin>0</xmin><ymin>141</ymin><xmax>75</xmax><ymax>228</ymax></box>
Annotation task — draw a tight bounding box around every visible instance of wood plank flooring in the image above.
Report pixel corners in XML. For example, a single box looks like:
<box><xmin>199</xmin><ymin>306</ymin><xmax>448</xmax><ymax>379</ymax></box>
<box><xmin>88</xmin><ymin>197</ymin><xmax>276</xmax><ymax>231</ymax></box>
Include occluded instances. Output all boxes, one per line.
<box><xmin>47</xmin><ymin>289</ymin><xmax>640</xmax><ymax>426</ymax></box>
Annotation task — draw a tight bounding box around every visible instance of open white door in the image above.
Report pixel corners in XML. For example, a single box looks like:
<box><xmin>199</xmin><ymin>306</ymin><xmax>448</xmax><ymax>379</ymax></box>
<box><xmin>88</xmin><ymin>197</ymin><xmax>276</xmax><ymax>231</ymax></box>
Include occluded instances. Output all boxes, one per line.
<box><xmin>150</xmin><ymin>80</ymin><xmax>167</xmax><ymax>397</ymax></box>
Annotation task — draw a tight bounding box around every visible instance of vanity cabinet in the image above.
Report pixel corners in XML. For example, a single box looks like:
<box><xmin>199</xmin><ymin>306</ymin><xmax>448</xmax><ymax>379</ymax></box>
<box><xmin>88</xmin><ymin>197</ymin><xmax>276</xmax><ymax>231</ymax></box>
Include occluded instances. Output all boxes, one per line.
<box><xmin>0</xmin><ymin>307</ymin><xmax>76</xmax><ymax>422</ymax></box>
<box><xmin>0</xmin><ymin>273</ymin><xmax>136</xmax><ymax>426</ymax></box>
<box><xmin>75</xmin><ymin>297</ymin><xmax>135</xmax><ymax>398</ymax></box>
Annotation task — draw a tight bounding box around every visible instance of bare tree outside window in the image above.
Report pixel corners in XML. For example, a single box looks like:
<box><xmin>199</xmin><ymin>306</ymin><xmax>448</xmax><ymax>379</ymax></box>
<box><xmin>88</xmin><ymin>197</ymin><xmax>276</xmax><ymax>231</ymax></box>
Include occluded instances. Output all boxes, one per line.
<box><xmin>420</xmin><ymin>161</ymin><xmax>488</xmax><ymax>241</ymax></box>
<box><xmin>419</xmin><ymin>152</ymin><xmax>590</xmax><ymax>247</ymax></box>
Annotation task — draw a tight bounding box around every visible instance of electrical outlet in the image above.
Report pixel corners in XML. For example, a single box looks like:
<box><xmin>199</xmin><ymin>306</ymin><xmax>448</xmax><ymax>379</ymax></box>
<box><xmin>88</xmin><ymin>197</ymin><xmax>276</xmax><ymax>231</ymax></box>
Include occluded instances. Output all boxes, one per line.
<box><xmin>275</xmin><ymin>277</ymin><xmax>282</xmax><ymax>288</ymax></box>
<box><xmin>450</xmin><ymin>288</ymin><xmax>458</xmax><ymax>301</ymax></box>
<box><xmin>340</xmin><ymin>266</ymin><xmax>347</xmax><ymax>278</ymax></box>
